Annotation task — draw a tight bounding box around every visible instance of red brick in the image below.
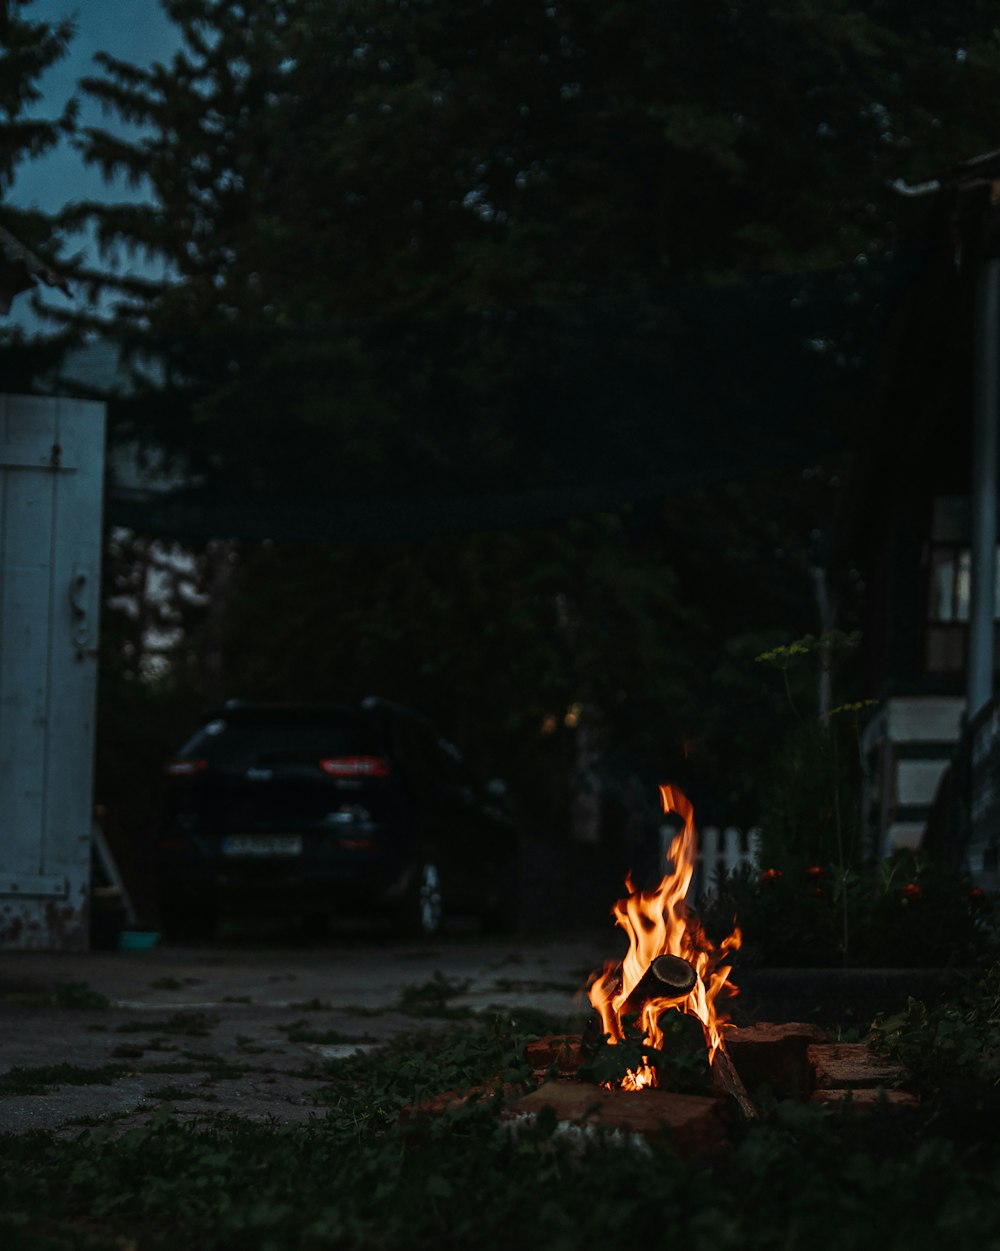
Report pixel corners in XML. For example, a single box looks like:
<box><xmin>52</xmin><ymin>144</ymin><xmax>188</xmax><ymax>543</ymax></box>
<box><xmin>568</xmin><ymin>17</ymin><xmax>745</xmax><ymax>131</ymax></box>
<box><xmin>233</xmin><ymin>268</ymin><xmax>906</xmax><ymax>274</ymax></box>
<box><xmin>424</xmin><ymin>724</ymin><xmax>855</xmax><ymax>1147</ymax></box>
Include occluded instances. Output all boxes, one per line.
<box><xmin>398</xmin><ymin>1080</ymin><xmax>514</xmax><ymax>1123</ymax></box>
<box><xmin>724</xmin><ymin>1022</ymin><xmax>829</xmax><ymax>1099</ymax></box>
<box><xmin>808</xmin><ymin>1043</ymin><xmax>907</xmax><ymax>1091</ymax></box>
<box><xmin>506</xmin><ymin>1081</ymin><xmax>730</xmax><ymax>1158</ymax></box>
<box><xmin>525</xmin><ymin>1034</ymin><xmax>583</xmax><ymax>1074</ymax></box>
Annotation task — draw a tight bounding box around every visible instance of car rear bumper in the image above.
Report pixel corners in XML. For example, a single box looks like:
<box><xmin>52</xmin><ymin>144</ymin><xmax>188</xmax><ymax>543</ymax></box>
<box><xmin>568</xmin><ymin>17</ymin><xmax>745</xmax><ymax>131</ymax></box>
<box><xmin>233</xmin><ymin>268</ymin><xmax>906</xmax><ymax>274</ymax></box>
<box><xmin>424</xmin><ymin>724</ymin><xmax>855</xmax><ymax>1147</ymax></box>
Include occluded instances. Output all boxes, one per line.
<box><xmin>156</xmin><ymin>828</ymin><xmax>413</xmax><ymax>911</ymax></box>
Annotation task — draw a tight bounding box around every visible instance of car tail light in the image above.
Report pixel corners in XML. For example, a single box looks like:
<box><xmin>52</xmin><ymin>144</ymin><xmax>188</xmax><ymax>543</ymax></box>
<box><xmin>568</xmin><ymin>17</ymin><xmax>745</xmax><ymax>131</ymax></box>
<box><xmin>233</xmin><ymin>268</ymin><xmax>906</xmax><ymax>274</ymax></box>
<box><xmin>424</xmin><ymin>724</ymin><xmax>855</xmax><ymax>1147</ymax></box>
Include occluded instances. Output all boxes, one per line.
<box><xmin>319</xmin><ymin>756</ymin><xmax>391</xmax><ymax>778</ymax></box>
<box><xmin>166</xmin><ymin>759</ymin><xmax>208</xmax><ymax>777</ymax></box>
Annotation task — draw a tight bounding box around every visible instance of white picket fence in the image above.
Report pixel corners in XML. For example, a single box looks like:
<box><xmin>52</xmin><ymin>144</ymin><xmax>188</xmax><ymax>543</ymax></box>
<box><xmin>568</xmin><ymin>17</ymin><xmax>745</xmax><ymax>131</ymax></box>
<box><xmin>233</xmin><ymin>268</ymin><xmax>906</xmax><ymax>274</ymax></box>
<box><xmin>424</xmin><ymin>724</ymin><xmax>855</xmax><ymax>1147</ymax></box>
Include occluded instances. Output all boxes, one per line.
<box><xmin>658</xmin><ymin>824</ymin><xmax>762</xmax><ymax>903</ymax></box>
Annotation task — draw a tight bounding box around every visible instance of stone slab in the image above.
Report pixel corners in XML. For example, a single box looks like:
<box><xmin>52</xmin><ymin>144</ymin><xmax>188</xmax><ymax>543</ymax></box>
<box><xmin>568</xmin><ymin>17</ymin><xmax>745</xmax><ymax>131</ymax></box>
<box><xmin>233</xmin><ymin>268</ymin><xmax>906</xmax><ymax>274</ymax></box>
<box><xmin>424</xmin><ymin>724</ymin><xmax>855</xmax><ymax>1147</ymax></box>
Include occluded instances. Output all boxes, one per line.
<box><xmin>506</xmin><ymin>1081</ymin><xmax>729</xmax><ymax>1157</ymax></box>
<box><xmin>808</xmin><ymin>1043</ymin><xmax>906</xmax><ymax>1090</ymax></box>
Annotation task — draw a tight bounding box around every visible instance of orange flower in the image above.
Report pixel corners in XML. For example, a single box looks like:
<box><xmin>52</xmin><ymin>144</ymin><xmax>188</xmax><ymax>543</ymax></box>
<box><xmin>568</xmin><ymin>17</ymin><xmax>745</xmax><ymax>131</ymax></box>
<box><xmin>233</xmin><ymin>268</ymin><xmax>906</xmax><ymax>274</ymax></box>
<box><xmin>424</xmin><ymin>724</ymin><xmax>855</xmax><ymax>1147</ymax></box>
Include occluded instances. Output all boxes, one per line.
<box><xmin>759</xmin><ymin>868</ymin><xmax>783</xmax><ymax>884</ymax></box>
<box><xmin>900</xmin><ymin>882</ymin><xmax>922</xmax><ymax>901</ymax></box>
<box><xmin>805</xmin><ymin>865</ymin><xmax>824</xmax><ymax>879</ymax></box>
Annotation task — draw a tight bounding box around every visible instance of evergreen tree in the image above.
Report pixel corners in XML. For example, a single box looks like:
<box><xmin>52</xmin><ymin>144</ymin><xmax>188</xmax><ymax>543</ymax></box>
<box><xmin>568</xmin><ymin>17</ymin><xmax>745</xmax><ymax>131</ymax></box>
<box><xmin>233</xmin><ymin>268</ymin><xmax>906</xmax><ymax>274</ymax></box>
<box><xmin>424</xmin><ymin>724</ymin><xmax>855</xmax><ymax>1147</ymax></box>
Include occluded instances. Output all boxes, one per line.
<box><xmin>56</xmin><ymin>0</ymin><xmax>1000</xmax><ymax>486</ymax></box>
<box><xmin>0</xmin><ymin>0</ymin><xmax>75</xmax><ymax>304</ymax></box>
<box><xmin>61</xmin><ymin>1</ymin><xmax>1000</xmax><ymax>842</ymax></box>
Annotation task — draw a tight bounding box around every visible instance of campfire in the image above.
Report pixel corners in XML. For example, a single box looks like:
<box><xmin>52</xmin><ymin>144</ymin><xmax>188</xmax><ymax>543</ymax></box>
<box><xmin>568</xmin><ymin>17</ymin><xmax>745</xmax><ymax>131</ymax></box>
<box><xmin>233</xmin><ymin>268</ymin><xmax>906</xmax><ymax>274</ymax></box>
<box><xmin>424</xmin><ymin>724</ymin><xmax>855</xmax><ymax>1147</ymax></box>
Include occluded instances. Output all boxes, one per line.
<box><xmin>404</xmin><ymin>780</ymin><xmax>916</xmax><ymax>1151</ymax></box>
<box><xmin>586</xmin><ymin>784</ymin><xmax>754</xmax><ymax>1114</ymax></box>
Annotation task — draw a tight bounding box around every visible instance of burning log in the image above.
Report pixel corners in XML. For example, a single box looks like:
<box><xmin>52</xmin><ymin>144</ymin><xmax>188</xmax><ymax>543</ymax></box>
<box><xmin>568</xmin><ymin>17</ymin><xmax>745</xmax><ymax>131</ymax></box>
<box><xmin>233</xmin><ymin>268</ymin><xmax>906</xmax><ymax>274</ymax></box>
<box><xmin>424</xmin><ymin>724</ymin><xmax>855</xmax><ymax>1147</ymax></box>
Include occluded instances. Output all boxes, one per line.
<box><xmin>589</xmin><ymin>955</ymin><xmax>700</xmax><ymax>1026</ymax></box>
<box><xmin>628</xmin><ymin>954</ymin><xmax>698</xmax><ymax>1007</ymax></box>
<box><xmin>587</xmin><ymin>784</ymin><xmax>746</xmax><ymax>1101</ymax></box>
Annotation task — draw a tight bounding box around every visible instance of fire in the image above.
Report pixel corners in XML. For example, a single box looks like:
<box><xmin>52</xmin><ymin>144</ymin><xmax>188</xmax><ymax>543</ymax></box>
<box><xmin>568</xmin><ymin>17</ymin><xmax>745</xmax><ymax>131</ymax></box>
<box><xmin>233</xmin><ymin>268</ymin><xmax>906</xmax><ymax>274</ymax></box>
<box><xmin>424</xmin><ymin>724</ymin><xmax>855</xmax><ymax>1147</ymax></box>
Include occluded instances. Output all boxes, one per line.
<box><xmin>587</xmin><ymin>784</ymin><xmax>741</xmax><ymax>1090</ymax></box>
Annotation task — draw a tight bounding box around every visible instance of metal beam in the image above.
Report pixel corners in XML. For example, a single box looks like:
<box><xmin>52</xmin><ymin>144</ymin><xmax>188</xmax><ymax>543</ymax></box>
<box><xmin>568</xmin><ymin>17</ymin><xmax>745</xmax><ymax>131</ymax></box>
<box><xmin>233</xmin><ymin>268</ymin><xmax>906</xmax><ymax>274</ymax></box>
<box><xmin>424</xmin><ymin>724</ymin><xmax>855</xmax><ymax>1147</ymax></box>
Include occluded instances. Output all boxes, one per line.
<box><xmin>967</xmin><ymin>257</ymin><xmax>1000</xmax><ymax>719</ymax></box>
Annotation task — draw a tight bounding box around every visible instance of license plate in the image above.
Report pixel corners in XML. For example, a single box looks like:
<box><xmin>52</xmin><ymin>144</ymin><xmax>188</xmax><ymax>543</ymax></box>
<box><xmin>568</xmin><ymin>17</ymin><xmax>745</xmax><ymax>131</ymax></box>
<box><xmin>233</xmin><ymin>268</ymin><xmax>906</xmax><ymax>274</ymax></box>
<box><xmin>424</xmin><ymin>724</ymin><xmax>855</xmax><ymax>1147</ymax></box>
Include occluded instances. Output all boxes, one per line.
<box><xmin>222</xmin><ymin>835</ymin><xmax>303</xmax><ymax>857</ymax></box>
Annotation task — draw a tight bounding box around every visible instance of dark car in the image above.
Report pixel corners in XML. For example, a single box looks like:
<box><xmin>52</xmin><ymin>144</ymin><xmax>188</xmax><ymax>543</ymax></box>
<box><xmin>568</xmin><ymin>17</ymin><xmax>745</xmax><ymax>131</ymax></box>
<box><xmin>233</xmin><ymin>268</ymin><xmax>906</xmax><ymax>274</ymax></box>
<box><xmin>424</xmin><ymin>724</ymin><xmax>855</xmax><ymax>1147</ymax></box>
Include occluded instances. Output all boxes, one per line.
<box><xmin>155</xmin><ymin>698</ymin><xmax>519</xmax><ymax>938</ymax></box>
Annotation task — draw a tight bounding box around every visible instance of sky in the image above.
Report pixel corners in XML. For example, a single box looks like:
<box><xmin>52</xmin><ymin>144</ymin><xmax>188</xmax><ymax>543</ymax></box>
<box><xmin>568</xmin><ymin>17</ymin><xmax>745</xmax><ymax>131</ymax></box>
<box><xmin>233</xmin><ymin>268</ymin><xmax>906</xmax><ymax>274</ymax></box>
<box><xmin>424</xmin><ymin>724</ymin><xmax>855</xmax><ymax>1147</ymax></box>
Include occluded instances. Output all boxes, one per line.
<box><xmin>8</xmin><ymin>0</ymin><xmax>181</xmax><ymax>327</ymax></box>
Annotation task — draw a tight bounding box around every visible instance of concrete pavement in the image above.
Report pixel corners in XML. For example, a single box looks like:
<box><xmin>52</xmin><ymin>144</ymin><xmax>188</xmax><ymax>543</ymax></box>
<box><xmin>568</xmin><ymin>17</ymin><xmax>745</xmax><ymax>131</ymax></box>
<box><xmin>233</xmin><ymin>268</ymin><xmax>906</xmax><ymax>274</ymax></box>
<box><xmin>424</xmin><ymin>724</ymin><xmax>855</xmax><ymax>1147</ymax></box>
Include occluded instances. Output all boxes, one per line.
<box><xmin>0</xmin><ymin>930</ymin><xmax>617</xmax><ymax>1134</ymax></box>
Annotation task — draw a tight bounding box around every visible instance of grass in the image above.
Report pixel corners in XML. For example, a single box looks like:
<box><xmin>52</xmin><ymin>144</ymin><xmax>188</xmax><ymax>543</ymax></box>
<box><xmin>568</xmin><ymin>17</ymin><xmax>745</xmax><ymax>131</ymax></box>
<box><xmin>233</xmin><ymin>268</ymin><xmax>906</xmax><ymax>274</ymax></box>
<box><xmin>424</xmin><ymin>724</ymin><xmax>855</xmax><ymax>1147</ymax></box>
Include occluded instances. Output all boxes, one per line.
<box><xmin>1</xmin><ymin>981</ymin><xmax>112</xmax><ymax>1012</ymax></box>
<box><xmin>234</xmin><ymin>1035</ymin><xmax>270</xmax><ymax>1054</ymax></box>
<box><xmin>278</xmin><ymin>1021</ymin><xmax>376</xmax><ymax>1045</ymax></box>
<box><xmin>110</xmin><ymin>1044</ymin><xmax>145</xmax><ymax>1060</ymax></box>
<box><xmin>0</xmin><ymin>1007</ymin><xmax>999</xmax><ymax>1250</ymax></box>
<box><xmin>2</xmin><ymin>972</ymin><xmax>998</xmax><ymax>1248</ymax></box>
<box><xmin>114</xmin><ymin>1013</ymin><xmax>218</xmax><ymax>1038</ymax></box>
<box><xmin>48</xmin><ymin>983</ymin><xmax>112</xmax><ymax>1011</ymax></box>
<box><xmin>395</xmin><ymin>972</ymin><xmax>474</xmax><ymax>1019</ymax></box>
<box><xmin>0</xmin><ymin>1064</ymin><xmax>128</xmax><ymax>1096</ymax></box>
<box><xmin>139</xmin><ymin>1056</ymin><xmax>250</xmax><ymax>1080</ymax></box>
<box><xmin>146</xmin><ymin>1086</ymin><xmax>212</xmax><ymax>1103</ymax></box>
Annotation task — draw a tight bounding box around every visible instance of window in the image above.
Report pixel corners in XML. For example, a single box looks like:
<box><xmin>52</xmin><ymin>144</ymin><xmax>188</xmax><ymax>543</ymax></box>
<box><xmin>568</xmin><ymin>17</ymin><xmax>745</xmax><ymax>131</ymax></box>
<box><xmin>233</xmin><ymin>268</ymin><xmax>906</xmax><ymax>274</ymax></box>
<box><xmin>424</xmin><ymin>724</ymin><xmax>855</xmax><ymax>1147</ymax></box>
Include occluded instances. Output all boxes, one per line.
<box><xmin>928</xmin><ymin>547</ymin><xmax>971</xmax><ymax>623</ymax></box>
<box><xmin>926</xmin><ymin>545</ymin><xmax>1000</xmax><ymax>673</ymax></box>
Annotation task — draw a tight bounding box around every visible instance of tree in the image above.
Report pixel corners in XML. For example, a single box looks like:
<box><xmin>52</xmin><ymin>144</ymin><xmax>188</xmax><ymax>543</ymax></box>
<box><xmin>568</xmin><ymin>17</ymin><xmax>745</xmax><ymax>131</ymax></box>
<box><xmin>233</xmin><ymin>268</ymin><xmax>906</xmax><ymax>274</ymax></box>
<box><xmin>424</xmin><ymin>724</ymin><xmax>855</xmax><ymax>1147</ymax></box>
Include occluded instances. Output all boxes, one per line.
<box><xmin>51</xmin><ymin>0</ymin><xmax>1000</xmax><ymax>496</ymax></box>
<box><xmin>71</xmin><ymin>1</ymin><xmax>1000</xmax><ymax>326</ymax></box>
<box><xmin>0</xmin><ymin>0</ymin><xmax>75</xmax><ymax>285</ymax></box>
<box><xmin>0</xmin><ymin>0</ymin><xmax>78</xmax><ymax>390</ymax></box>
<box><xmin>58</xmin><ymin>0</ymin><xmax>1000</xmax><ymax>847</ymax></box>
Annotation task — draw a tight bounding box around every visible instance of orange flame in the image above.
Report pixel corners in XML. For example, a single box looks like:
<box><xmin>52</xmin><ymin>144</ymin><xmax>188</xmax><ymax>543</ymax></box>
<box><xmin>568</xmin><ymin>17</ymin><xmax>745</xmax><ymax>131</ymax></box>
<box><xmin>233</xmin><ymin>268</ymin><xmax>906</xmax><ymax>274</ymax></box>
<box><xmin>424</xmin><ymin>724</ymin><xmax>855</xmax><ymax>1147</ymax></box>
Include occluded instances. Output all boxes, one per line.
<box><xmin>587</xmin><ymin>783</ymin><xmax>741</xmax><ymax>1089</ymax></box>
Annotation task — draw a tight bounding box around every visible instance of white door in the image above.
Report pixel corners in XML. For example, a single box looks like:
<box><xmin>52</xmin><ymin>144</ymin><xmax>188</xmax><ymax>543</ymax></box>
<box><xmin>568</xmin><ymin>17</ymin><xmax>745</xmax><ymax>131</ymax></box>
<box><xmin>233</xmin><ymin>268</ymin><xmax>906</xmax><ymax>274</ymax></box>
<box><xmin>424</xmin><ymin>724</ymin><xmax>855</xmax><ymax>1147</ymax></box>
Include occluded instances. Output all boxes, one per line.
<box><xmin>0</xmin><ymin>393</ymin><xmax>105</xmax><ymax>949</ymax></box>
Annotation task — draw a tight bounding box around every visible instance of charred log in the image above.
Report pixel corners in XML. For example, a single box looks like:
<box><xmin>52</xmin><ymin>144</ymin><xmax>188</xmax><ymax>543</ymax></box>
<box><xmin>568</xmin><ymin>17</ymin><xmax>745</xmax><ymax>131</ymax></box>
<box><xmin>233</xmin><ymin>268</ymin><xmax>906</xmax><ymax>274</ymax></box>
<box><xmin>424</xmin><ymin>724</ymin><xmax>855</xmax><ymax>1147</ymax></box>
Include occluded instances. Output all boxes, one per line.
<box><xmin>625</xmin><ymin>954</ymin><xmax>698</xmax><ymax>1012</ymax></box>
<box><xmin>712</xmin><ymin>1044</ymin><xmax>759</xmax><ymax>1120</ymax></box>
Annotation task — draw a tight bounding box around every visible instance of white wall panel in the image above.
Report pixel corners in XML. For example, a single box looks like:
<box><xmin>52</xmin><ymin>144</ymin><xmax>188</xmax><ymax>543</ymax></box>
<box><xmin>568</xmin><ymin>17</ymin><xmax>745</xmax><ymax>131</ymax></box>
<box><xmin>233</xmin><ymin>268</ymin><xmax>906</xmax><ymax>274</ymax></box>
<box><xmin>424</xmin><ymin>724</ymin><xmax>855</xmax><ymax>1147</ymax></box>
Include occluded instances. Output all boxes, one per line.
<box><xmin>0</xmin><ymin>394</ymin><xmax>105</xmax><ymax>949</ymax></box>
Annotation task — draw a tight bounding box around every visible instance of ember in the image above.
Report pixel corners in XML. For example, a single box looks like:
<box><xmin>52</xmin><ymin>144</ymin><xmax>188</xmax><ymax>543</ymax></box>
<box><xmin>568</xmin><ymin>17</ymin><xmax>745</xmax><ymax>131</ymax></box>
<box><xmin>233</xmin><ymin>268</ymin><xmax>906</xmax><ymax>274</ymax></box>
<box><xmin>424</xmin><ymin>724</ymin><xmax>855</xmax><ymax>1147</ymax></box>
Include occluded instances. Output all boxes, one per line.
<box><xmin>587</xmin><ymin>784</ymin><xmax>743</xmax><ymax>1094</ymax></box>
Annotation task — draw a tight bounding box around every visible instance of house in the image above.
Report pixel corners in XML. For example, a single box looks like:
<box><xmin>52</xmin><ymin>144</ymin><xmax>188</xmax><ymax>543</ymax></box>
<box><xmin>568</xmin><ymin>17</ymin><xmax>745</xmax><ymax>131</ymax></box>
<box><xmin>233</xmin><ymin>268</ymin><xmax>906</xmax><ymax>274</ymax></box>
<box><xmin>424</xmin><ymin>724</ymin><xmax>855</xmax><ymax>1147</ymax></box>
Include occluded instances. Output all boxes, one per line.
<box><xmin>836</xmin><ymin>151</ymin><xmax>1000</xmax><ymax>886</ymax></box>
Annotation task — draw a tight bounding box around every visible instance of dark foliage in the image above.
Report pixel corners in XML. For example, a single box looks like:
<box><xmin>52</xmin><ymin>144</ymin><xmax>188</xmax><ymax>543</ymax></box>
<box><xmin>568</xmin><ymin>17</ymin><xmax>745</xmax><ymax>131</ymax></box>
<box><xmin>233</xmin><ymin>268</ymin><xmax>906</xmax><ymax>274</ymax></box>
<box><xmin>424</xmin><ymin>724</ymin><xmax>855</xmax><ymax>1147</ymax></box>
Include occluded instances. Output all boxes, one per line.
<box><xmin>1</xmin><ymin>1009</ymin><xmax>999</xmax><ymax>1249</ymax></box>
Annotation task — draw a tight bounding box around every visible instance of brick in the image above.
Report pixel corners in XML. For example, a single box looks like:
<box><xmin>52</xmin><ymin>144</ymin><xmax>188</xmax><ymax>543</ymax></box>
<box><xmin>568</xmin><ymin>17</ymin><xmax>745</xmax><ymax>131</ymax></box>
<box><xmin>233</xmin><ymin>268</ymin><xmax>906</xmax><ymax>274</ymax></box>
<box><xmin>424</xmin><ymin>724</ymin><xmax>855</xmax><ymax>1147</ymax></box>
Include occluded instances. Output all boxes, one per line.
<box><xmin>398</xmin><ymin>1080</ymin><xmax>514</xmax><ymax>1123</ymax></box>
<box><xmin>506</xmin><ymin>1081</ymin><xmax>730</xmax><ymax>1158</ymax></box>
<box><xmin>808</xmin><ymin>1043</ymin><xmax>906</xmax><ymax>1091</ymax></box>
<box><xmin>810</xmin><ymin>1087</ymin><xmax>919</xmax><ymax>1109</ymax></box>
<box><xmin>525</xmin><ymin>1034</ymin><xmax>583</xmax><ymax>1074</ymax></box>
<box><xmin>724</xmin><ymin>1022</ymin><xmax>829</xmax><ymax>1099</ymax></box>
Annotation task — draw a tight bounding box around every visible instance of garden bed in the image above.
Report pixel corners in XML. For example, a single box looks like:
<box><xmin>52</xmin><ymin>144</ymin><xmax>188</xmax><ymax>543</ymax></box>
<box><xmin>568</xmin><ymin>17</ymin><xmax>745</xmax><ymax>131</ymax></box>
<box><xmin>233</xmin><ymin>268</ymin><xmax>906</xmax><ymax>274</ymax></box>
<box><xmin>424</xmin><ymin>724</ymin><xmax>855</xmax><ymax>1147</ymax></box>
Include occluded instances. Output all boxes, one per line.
<box><xmin>730</xmin><ymin>965</ymin><xmax>978</xmax><ymax>1028</ymax></box>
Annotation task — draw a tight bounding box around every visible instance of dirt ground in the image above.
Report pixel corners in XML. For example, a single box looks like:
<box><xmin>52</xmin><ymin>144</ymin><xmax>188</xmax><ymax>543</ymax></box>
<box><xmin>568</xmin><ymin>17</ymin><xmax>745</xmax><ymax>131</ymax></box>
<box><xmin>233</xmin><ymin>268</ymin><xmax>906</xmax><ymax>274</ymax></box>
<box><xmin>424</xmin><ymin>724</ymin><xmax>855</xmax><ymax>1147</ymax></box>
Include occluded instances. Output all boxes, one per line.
<box><xmin>0</xmin><ymin>928</ymin><xmax>614</xmax><ymax>1135</ymax></box>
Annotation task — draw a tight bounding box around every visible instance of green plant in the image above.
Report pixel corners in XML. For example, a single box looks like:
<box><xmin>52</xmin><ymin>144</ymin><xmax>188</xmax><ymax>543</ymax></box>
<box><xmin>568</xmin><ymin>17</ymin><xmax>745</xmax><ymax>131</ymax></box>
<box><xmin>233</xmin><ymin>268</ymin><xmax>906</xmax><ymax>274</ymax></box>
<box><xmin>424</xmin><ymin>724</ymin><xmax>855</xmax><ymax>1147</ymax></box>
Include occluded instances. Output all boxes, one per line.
<box><xmin>48</xmin><ymin>982</ymin><xmax>111</xmax><ymax>1011</ymax></box>
<box><xmin>871</xmin><ymin>963</ymin><xmax>1000</xmax><ymax>1089</ymax></box>
<box><xmin>0</xmin><ymin>1064</ymin><xmax>127</xmax><ymax>1096</ymax></box>
<box><xmin>707</xmin><ymin>853</ymin><xmax>1000</xmax><ymax>969</ymax></box>
<box><xmin>578</xmin><ymin>1012</ymin><xmax>712</xmax><ymax>1094</ymax></box>
<box><xmin>278</xmin><ymin>1022</ymin><xmax>375</xmax><ymax>1045</ymax></box>
<box><xmin>2</xmin><ymin>1010</ymin><xmax>1000</xmax><ymax>1250</ymax></box>
<box><xmin>114</xmin><ymin>1012</ymin><xmax>218</xmax><ymax>1037</ymax></box>
<box><xmin>147</xmin><ymin>1086</ymin><xmax>206</xmax><ymax>1103</ymax></box>
<box><xmin>395</xmin><ymin>973</ymin><xmax>474</xmax><ymax>1020</ymax></box>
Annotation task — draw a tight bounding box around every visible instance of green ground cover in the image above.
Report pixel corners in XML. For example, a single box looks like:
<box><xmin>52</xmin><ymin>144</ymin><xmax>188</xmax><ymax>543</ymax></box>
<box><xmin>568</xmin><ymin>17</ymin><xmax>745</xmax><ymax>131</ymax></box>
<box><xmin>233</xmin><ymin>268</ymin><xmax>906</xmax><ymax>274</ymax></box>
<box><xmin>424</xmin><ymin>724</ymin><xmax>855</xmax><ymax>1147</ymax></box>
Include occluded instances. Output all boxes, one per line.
<box><xmin>1</xmin><ymin>967</ymin><xmax>999</xmax><ymax>1250</ymax></box>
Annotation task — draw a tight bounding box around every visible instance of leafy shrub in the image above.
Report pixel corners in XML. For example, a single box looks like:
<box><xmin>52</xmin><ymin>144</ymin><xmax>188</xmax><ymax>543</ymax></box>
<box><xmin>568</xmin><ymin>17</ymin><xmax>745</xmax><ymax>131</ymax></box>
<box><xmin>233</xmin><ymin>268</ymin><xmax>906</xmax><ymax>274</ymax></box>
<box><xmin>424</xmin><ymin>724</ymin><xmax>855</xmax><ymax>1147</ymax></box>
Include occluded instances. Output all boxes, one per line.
<box><xmin>871</xmin><ymin>962</ymin><xmax>1000</xmax><ymax>1088</ymax></box>
<box><xmin>701</xmin><ymin>853</ymin><xmax>999</xmax><ymax>968</ymax></box>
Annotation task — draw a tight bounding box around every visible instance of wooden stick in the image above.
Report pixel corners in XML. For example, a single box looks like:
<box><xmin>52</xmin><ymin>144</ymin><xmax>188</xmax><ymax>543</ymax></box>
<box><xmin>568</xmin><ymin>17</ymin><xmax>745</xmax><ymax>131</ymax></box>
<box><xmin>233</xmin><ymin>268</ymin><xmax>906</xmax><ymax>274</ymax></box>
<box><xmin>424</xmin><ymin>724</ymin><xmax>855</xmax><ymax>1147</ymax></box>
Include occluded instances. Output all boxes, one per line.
<box><xmin>713</xmin><ymin>1043</ymin><xmax>759</xmax><ymax>1120</ymax></box>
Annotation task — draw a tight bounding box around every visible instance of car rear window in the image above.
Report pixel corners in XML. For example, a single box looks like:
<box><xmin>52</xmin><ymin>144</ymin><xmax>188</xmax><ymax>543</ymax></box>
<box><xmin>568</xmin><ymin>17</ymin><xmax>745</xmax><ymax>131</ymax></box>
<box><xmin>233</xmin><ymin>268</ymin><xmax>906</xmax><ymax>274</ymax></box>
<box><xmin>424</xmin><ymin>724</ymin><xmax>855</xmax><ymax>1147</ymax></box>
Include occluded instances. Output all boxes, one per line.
<box><xmin>177</xmin><ymin>709</ymin><xmax>378</xmax><ymax>768</ymax></box>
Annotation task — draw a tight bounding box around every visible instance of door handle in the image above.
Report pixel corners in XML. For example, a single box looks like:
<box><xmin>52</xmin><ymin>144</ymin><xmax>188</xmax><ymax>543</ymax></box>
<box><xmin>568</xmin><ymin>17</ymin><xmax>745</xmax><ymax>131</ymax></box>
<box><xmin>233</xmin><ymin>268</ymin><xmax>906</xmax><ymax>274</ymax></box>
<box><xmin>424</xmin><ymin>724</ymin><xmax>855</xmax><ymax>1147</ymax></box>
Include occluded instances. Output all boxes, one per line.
<box><xmin>69</xmin><ymin>569</ymin><xmax>90</xmax><ymax>655</ymax></box>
